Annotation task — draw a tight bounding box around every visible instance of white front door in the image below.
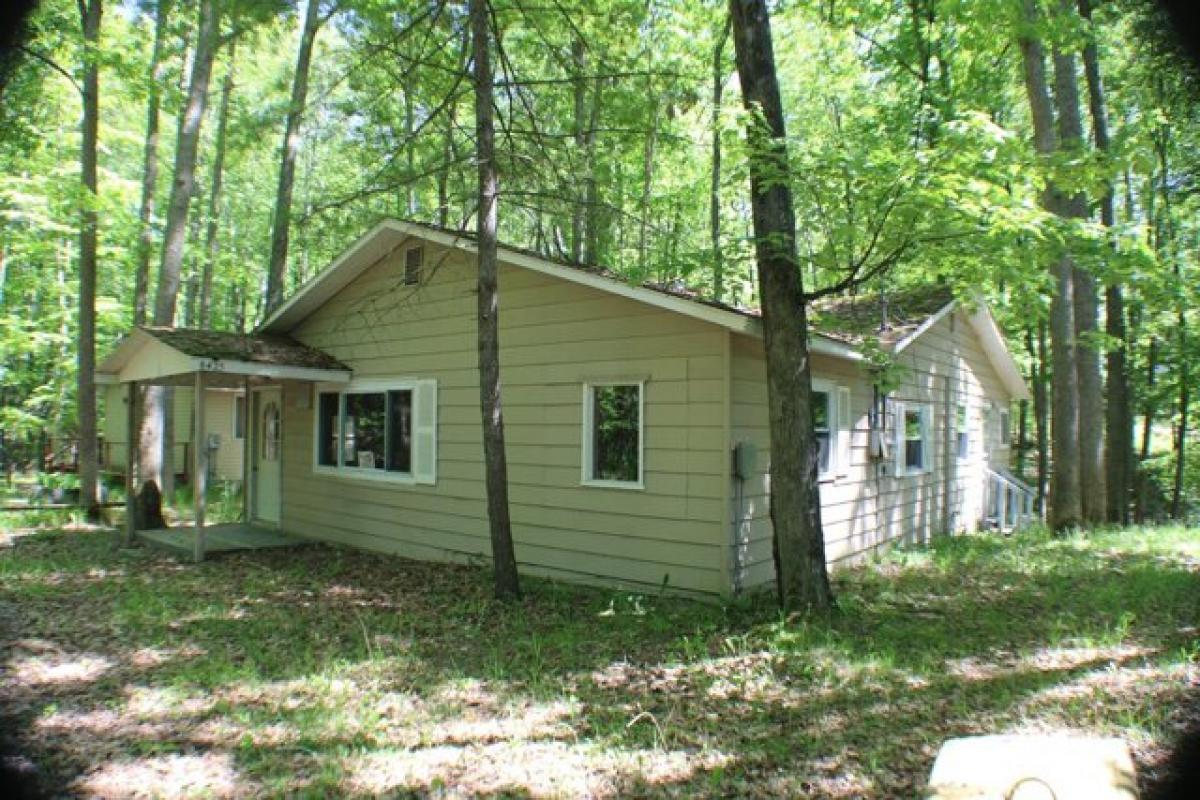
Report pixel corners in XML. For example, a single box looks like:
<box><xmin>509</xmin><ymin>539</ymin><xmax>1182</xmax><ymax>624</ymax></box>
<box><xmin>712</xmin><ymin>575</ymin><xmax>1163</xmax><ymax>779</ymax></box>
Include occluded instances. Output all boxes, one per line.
<box><xmin>254</xmin><ymin>388</ymin><xmax>282</xmax><ymax>525</ymax></box>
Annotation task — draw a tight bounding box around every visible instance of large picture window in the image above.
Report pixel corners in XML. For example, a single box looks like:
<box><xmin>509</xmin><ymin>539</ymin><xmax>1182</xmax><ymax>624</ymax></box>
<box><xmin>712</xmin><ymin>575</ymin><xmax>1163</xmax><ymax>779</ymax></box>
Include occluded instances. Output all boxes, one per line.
<box><xmin>583</xmin><ymin>382</ymin><xmax>643</xmax><ymax>487</ymax></box>
<box><xmin>314</xmin><ymin>379</ymin><xmax>436</xmax><ymax>484</ymax></box>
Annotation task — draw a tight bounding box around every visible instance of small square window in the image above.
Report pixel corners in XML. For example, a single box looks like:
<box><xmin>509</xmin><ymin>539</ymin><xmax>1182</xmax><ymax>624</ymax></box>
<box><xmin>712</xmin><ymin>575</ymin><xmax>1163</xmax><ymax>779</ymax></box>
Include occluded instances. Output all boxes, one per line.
<box><xmin>404</xmin><ymin>246</ymin><xmax>423</xmax><ymax>286</ymax></box>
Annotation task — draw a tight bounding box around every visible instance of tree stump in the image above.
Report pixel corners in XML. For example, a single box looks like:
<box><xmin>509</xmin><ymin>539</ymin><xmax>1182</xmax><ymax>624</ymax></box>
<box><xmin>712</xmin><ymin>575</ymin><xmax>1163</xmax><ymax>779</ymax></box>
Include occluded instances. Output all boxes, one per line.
<box><xmin>134</xmin><ymin>481</ymin><xmax>167</xmax><ymax>530</ymax></box>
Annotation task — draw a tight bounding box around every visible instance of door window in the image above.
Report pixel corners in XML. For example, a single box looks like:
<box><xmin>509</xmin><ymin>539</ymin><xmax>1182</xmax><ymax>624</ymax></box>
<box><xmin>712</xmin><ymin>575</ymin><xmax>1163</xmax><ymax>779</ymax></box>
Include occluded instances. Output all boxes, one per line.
<box><xmin>262</xmin><ymin>401</ymin><xmax>281</xmax><ymax>462</ymax></box>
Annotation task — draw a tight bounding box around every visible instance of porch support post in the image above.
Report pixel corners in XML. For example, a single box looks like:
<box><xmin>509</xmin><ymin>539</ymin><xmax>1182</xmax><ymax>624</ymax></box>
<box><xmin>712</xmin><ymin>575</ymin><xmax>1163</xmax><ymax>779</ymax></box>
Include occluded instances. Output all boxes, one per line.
<box><xmin>193</xmin><ymin>372</ymin><xmax>207</xmax><ymax>562</ymax></box>
<box><xmin>242</xmin><ymin>376</ymin><xmax>251</xmax><ymax>522</ymax></box>
<box><xmin>124</xmin><ymin>380</ymin><xmax>138</xmax><ymax>546</ymax></box>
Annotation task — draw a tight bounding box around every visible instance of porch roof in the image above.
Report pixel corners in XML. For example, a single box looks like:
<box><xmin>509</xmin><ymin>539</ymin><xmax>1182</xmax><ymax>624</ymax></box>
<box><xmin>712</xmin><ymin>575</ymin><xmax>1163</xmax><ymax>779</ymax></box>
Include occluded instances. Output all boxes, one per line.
<box><xmin>96</xmin><ymin>326</ymin><xmax>351</xmax><ymax>386</ymax></box>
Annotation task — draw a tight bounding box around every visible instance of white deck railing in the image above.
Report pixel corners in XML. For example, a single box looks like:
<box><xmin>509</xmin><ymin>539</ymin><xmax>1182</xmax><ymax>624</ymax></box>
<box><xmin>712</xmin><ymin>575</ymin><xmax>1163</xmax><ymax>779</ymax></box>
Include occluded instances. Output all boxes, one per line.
<box><xmin>985</xmin><ymin>468</ymin><xmax>1036</xmax><ymax>531</ymax></box>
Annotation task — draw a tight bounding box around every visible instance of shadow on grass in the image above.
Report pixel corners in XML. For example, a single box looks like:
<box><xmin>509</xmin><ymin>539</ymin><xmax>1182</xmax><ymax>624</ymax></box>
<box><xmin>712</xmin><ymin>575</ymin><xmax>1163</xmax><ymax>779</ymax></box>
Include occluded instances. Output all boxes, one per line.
<box><xmin>0</xmin><ymin>526</ymin><xmax>1196</xmax><ymax>797</ymax></box>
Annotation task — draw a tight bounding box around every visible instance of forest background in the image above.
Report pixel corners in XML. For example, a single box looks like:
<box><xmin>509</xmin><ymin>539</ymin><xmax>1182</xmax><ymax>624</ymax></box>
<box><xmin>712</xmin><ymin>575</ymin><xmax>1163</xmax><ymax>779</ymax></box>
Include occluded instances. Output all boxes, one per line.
<box><xmin>1</xmin><ymin>0</ymin><xmax>1199</xmax><ymax>544</ymax></box>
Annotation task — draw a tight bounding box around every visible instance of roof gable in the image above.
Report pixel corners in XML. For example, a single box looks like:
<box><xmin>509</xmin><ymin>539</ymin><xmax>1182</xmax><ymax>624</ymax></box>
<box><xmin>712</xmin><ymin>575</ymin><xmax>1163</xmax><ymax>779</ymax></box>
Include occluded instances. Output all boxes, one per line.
<box><xmin>97</xmin><ymin>327</ymin><xmax>351</xmax><ymax>385</ymax></box>
<box><xmin>257</xmin><ymin>219</ymin><xmax>1028</xmax><ymax>400</ymax></box>
<box><xmin>258</xmin><ymin>219</ymin><xmax>863</xmax><ymax>361</ymax></box>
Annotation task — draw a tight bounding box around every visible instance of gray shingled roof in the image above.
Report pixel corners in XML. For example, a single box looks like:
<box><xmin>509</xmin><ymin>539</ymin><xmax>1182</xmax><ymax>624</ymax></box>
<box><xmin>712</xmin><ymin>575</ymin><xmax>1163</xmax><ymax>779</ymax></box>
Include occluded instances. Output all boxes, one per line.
<box><xmin>381</xmin><ymin>221</ymin><xmax>954</xmax><ymax>347</ymax></box>
<box><xmin>809</xmin><ymin>285</ymin><xmax>956</xmax><ymax>347</ymax></box>
<box><xmin>140</xmin><ymin>327</ymin><xmax>348</xmax><ymax>371</ymax></box>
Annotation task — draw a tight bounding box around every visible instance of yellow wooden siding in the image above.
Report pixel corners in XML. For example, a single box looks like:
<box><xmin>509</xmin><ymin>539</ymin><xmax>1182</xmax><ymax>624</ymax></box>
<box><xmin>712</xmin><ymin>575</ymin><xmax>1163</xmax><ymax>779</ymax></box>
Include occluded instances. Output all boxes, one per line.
<box><xmin>281</xmin><ymin>245</ymin><xmax>727</xmax><ymax>595</ymax></box>
<box><xmin>730</xmin><ymin>309</ymin><xmax>1018</xmax><ymax>592</ymax></box>
<box><xmin>101</xmin><ymin>386</ymin><xmax>243</xmax><ymax>481</ymax></box>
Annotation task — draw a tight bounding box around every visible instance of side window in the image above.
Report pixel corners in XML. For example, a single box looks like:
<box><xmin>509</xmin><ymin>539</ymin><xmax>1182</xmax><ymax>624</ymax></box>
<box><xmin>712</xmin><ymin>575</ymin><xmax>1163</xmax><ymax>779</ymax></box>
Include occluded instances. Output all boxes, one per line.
<box><xmin>894</xmin><ymin>402</ymin><xmax>930</xmax><ymax>474</ymax></box>
<box><xmin>812</xmin><ymin>389</ymin><xmax>832</xmax><ymax>476</ymax></box>
<box><xmin>233</xmin><ymin>395</ymin><xmax>246</xmax><ymax>440</ymax></box>
<box><xmin>956</xmin><ymin>402</ymin><xmax>969</xmax><ymax>460</ymax></box>
<box><xmin>583</xmin><ymin>382</ymin><xmax>643</xmax><ymax>486</ymax></box>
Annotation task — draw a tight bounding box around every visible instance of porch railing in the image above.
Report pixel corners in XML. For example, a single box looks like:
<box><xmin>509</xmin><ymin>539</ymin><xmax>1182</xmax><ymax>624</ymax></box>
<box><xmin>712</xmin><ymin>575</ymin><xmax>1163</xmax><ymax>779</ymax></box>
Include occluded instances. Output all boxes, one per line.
<box><xmin>985</xmin><ymin>468</ymin><xmax>1036</xmax><ymax>531</ymax></box>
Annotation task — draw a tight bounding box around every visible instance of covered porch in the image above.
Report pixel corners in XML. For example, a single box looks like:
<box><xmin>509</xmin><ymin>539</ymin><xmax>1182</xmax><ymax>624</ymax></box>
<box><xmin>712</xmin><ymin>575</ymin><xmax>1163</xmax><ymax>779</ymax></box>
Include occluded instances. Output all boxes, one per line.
<box><xmin>97</xmin><ymin>326</ymin><xmax>351</xmax><ymax>561</ymax></box>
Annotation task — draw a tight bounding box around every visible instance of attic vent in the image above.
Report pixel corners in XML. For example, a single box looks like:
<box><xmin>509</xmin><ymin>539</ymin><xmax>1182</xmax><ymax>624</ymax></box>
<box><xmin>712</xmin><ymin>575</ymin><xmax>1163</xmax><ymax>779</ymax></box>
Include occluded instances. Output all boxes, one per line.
<box><xmin>404</xmin><ymin>246</ymin><xmax>423</xmax><ymax>286</ymax></box>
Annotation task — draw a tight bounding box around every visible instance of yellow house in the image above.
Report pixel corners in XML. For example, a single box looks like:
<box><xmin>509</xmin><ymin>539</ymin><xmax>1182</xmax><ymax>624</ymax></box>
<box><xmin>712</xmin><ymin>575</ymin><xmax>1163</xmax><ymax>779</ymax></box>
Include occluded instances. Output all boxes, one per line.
<box><xmin>97</xmin><ymin>220</ymin><xmax>1032</xmax><ymax>598</ymax></box>
<box><xmin>100</xmin><ymin>383</ymin><xmax>247</xmax><ymax>483</ymax></box>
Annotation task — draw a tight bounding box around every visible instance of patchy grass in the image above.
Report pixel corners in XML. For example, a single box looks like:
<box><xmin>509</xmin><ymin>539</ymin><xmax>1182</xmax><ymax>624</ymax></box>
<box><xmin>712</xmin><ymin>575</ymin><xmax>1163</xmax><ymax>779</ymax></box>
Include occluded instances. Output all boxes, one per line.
<box><xmin>1</xmin><ymin>524</ymin><xmax>1197</xmax><ymax>798</ymax></box>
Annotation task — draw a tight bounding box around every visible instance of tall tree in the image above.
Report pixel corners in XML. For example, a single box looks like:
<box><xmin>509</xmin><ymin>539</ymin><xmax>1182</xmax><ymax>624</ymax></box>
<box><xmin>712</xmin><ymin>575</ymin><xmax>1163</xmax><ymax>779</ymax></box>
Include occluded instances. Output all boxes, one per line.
<box><xmin>710</xmin><ymin>12</ymin><xmax>730</xmax><ymax>300</ymax></box>
<box><xmin>1018</xmin><ymin>0</ymin><xmax>1083</xmax><ymax>530</ymax></box>
<box><xmin>142</xmin><ymin>0</ymin><xmax>219</xmax><ymax>500</ymax></box>
<box><xmin>471</xmin><ymin>0</ymin><xmax>520</xmax><ymax>601</ymax></box>
<box><xmin>132</xmin><ymin>0</ymin><xmax>170</xmax><ymax>326</ymax></box>
<box><xmin>1052</xmin><ymin>0</ymin><xmax>1105</xmax><ymax>524</ymax></box>
<box><xmin>199</xmin><ymin>38</ymin><xmax>237</xmax><ymax>328</ymax></box>
<box><xmin>729</xmin><ymin>0</ymin><xmax>833</xmax><ymax>611</ymax></box>
<box><xmin>1078</xmin><ymin>0</ymin><xmax>1131</xmax><ymax>523</ymax></box>
<box><xmin>76</xmin><ymin>0</ymin><xmax>102</xmax><ymax>520</ymax></box>
<box><xmin>264</xmin><ymin>0</ymin><xmax>326</xmax><ymax>314</ymax></box>
<box><xmin>153</xmin><ymin>0</ymin><xmax>218</xmax><ymax>326</ymax></box>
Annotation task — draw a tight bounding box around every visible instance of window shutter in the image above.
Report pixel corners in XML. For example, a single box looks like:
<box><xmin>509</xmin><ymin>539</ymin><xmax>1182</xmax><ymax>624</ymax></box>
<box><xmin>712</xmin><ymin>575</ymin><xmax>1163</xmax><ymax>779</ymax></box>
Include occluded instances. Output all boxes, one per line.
<box><xmin>413</xmin><ymin>379</ymin><xmax>438</xmax><ymax>484</ymax></box>
<box><xmin>924</xmin><ymin>406</ymin><xmax>934</xmax><ymax>473</ymax></box>
<box><xmin>893</xmin><ymin>401</ymin><xmax>906</xmax><ymax>475</ymax></box>
<box><xmin>836</xmin><ymin>385</ymin><xmax>851</xmax><ymax>477</ymax></box>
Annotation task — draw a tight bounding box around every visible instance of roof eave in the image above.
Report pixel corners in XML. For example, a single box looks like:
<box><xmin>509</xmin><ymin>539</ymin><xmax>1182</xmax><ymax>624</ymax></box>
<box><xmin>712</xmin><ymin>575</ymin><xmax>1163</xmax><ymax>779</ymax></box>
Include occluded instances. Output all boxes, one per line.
<box><xmin>260</xmin><ymin>221</ymin><xmax>869</xmax><ymax>362</ymax></box>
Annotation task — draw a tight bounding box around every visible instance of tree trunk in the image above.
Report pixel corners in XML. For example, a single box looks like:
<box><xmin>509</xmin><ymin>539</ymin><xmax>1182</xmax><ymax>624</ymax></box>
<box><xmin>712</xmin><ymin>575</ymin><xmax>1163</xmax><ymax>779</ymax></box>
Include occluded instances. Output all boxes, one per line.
<box><xmin>437</xmin><ymin>105</ymin><xmax>455</xmax><ymax>228</ymax></box>
<box><xmin>77</xmin><ymin>0</ymin><xmax>102</xmax><ymax>520</ymax></box>
<box><xmin>1154</xmin><ymin>125</ymin><xmax>1190</xmax><ymax>520</ymax></box>
<box><xmin>1052</xmin><ymin>5</ymin><xmax>1104</xmax><ymax>523</ymax></box>
<box><xmin>145</xmin><ymin>0</ymin><xmax>218</xmax><ymax>502</ymax></box>
<box><xmin>1079</xmin><ymin>0</ymin><xmax>1131</xmax><ymax>523</ymax></box>
<box><xmin>471</xmin><ymin>0</ymin><xmax>520</xmax><ymax>601</ymax></box>
<box><xmin>1173</xmin><ymin>373</ymin><xmax>1190</xmax><ymax>519</ymax></box>
<box><xmin>153</xmin><ymin>0</ymin><xmax>217</xmax><ymax>326</ymax></box>
<box><xmin>637</xmin><ymin>102</ymin><xmax>658</xmax><ymax>268</ymax></box>
<box><xmin>264</xmin><ymin>0</ymin><xmax>324</xmax><ymax>315</ymax></box>
<box><xmin>132</xmin><ymin>0</ymin><xmax>169</xmax><ymax>326</ymax></box>
<box><xmin>711</xmin><ymin>13</ymin><xmax>730</xmax><ymax>300</ymax></box>
<box><xmin>1018</xmin><ymin>0</ymin><xmax>1082</xmax><ymax>530</ymax></box>
<box><xmin>729</xmin><ymin>0</ymin><xmax>832</xmax><ymax>611</ymax></box>
<box><xmin>199</xmin><ymin>39</ymin><xmax>236</xmax><ymax>329</ymax></box>
<box><xmin>570</xmin><ymin>35</ymin><xmax>585</xmax><ymax>263</ymax></box>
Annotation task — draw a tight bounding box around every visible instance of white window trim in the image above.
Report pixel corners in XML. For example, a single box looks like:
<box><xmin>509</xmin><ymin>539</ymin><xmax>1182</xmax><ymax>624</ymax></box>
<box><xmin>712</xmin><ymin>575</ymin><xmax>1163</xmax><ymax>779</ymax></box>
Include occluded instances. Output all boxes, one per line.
<box><xmin>955</xmin><ymin>399</ymin><xmax>971</xmax><ymax>462</ymax></box>
<box><xmin>581</xmin><ymin>380</ymin><xmax>645</xmax><ymax>490</ymax></box>
<box><xmin>232</xmin><ymin>393</ymin><xmax>246</xmax><ymax>440</ymax></box>
<box><xmin>998</xmin><ymin>407</ymin><xmax>1011</xmax><ymax>449</ymax></box>
<box><xmin>811</xmin><ymin>378</ymin><xmax>836</xmax><ymax>482</ymax></box>
<box><xmin>312</xmin><ymin>378</ymin><xmax>433</xmax><ymax>486</ymax></box>
<box><xmin>894</xmin><ymin>400</ymin><xmax>933</xmax><ymax>476</ymax></box>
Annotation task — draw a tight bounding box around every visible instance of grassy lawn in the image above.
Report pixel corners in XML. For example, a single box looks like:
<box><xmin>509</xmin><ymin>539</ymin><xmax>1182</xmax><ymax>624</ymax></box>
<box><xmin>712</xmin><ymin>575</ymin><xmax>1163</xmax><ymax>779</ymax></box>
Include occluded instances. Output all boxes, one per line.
<box><xmin>1</xmin><ymin>521</ymin><xmax>1197</xmax><ymax>798</ymax></box>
